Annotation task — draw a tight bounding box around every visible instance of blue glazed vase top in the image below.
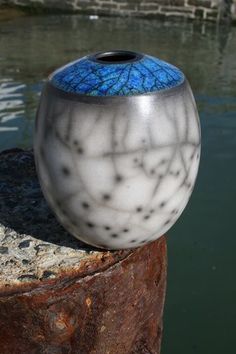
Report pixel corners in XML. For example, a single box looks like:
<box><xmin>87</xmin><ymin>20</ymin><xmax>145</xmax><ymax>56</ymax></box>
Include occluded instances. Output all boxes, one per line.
<box><xmin>50</xmin><ymin>50</ymin><xmax>185</xmax><ymax>97</ymax></box>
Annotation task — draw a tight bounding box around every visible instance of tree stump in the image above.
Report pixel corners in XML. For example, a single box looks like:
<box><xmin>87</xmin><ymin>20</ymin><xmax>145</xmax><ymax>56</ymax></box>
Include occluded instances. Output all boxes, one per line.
<box><xmin>0</xmin><ymin>148</ymin><xmax>167</xmax><ymax>354</ymax></box>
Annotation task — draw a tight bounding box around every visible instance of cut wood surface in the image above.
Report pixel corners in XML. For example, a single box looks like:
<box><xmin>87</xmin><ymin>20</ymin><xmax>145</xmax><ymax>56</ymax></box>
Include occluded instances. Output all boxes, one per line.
<box><xmin>0</xmin><ymin>148</ymin><xmax>167</xmax><ymax>354</ymax></box>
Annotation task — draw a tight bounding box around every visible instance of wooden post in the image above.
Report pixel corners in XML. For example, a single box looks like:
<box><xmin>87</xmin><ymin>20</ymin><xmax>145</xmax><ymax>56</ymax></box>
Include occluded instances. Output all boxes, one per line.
<box><xmin>0</xmin><ymin>149</ymin><xmax>167</xmax><ymax>354</ymax></box>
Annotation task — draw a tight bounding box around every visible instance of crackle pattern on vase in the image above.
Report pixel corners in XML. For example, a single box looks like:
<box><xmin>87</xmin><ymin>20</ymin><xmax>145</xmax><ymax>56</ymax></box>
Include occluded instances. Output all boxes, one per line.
<box><xmin>34</xmin><ymin>78</ymin><xmax>200</xmax><ymax>249</ymax></box>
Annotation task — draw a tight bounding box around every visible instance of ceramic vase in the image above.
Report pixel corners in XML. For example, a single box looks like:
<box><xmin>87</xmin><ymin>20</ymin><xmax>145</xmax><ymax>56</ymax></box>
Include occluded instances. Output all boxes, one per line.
<box><xmin>34</xmin><ymin>50</ymin><xmax>201</xmax><ymax>250</ymax></box>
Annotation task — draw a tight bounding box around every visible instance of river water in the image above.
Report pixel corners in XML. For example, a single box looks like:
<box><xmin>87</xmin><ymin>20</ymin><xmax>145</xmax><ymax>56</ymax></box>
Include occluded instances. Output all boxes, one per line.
<box><xmin>0</xmin><ymin>14</ymin><xmax>236</xmax><ymax>353</ymax></box>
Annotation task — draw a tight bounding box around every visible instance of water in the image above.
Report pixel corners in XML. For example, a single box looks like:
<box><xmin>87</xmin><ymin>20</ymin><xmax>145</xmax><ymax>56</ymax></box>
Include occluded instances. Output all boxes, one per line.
<box><xmin>0</xmin><ymin>15</ymin><xmax>236</xmax><ymax>353</ymax></box>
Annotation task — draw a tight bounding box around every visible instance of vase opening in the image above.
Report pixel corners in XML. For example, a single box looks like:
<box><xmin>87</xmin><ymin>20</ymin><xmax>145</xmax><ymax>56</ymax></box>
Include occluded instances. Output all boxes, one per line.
<box><xmin>91</xmin><ymin>51</ymin><xmax>143</xmax><ymax>64</ymax></box>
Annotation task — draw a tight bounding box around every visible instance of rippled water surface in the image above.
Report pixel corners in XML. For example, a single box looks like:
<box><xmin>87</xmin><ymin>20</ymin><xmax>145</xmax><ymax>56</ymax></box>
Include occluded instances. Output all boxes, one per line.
<box><xmin>0</xmin><ymin>15</ymin><xmax>236</xmax><ymax>353</ymax></box>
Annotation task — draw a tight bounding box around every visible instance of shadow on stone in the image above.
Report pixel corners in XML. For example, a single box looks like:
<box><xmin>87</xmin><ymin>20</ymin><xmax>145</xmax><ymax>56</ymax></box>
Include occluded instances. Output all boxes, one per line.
<box><xmin>0</xmin><ymin>148</ymin><xmax>98</xmax><ymax>251</ymax></box>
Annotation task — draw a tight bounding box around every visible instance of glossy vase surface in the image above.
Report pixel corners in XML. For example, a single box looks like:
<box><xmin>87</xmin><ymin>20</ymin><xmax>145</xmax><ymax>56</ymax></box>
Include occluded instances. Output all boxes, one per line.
<box><xmin>34</xmin><ymin>50</ymin><xmax>201</xmax><ymax>249</ymax></box>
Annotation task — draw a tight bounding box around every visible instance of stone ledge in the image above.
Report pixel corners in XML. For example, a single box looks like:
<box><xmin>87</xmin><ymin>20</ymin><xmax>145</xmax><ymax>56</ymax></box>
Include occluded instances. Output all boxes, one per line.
<box><xmin>0</xmin><ymin>0</ymin><xmax>230</xmax><ymax>22</ymax></box>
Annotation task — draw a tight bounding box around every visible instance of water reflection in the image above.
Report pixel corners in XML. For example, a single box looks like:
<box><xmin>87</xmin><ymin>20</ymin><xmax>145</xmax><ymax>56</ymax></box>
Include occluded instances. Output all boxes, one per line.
<box><xmin>0</xmin><ymin>16</ymin><xmax>236</xmax><ymax>151</ymax></box>
<box><xmin>0</xmin><ymin>17</ymin><xmax>235</xmax><ymax>151</ymax></box>
<box><xmin>0</xmin><ymin>79</ymin><xmax>22</xmax><ymax>149</ymax></box>
<box><xmin>0</xmin><ymin>76</ymin><xmax>43</xmax><ymax>150</ymax></box>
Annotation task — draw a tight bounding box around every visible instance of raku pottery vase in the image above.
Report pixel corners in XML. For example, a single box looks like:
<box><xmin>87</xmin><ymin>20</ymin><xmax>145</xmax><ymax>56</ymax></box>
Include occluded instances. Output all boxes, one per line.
<box><xmin>34</xmin><ymin>50</ymin><xmax>201</xmax><ymax>250</ymax></box>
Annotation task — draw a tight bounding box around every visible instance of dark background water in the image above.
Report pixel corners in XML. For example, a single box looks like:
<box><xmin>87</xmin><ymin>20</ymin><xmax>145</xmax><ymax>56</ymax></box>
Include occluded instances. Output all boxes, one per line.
<box><xmin>0</xmin><ymin>15</ymin><xmax>236</xmax><ymax>353</ymax></box>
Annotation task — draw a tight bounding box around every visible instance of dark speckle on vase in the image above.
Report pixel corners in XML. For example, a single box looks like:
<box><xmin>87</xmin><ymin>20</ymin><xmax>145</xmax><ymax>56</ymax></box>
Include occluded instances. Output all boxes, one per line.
<box><xmin>82</xmin><ymin>202</ymin><xmax>90</xmax><ymax>209</ymax></box>
<box><xmin>86</xmin><ymin>222</ymin><xmax>95</xmax><ymax>228</ymax></box>
<box><xmin>103</xmin><ymin>193</ymin><xmax>111</xmax><ymax>201</ymax></box>
<box><xmin>150</xmin><ymin>169</ymin><xmax>155</xmax><ymax>175</ymax></box>
<box><xmin>140</xmin><ymin>239</ymin><xmax>147</xmax><ymax>244</ymax></box>
<box><xmin>175</xmin><ymin>170</ymin><xmax>180</xmax><ymax>177</ymax></box>
<box><xmin>115</xmin><ymin>174</ymin><xmax>123</xmax><ymax>183</ymax></box>
<box><xmin>73</xmin><ymin>139</ymin><xmax>79</xmax><ymax>146</ymax></box>
<box><xmin>61</xmin><ymin>166</ymin><xmax>70</xmax><ymax>176</ymax></box>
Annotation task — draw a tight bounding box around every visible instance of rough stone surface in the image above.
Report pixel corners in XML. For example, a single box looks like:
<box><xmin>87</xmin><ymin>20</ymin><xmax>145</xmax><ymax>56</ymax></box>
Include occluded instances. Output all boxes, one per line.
<box><xmin>0</xmin><ymin>148</ymin><xmax>167</xmax><ymax>354</ymax></box>
<box><xmin>0</xmin><ymin>0</ymin><xmax>231</xmax><ymax>22</ymax></box>
<box><xmin>0</xmin><ymin>148</ymin><xmax>131</xmax><ymax>286</ymax></box>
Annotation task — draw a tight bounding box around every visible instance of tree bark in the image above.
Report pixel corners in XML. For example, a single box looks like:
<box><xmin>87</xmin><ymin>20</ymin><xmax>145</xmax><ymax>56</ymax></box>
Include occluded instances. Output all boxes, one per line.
<box><xmin>0</xmin><ymin>149</ymin><xmax>167</xmax><ymax>354</ymax></box>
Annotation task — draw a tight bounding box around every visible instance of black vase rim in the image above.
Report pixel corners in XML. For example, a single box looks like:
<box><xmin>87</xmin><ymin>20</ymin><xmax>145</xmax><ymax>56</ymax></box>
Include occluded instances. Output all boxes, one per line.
<box><xmin>88</xmin><ymin>50</ymin><xmax>144</xmax><ymax>65</ymax></box>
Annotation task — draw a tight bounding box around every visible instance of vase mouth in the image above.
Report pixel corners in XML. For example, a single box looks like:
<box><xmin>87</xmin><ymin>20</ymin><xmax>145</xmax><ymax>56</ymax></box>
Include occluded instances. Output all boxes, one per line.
<box><xmin>89</xmin><ymin>50</ymin><xmax>144</xmax><ymax>64</ymax></box>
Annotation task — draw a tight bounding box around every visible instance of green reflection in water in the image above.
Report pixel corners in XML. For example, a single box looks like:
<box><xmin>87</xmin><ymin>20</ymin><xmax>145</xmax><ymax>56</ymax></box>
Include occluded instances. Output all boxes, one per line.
<box><xmin>0</xmin><ymin>15</ymin><xmax>236</xmax><ymax>354</ymax></box>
